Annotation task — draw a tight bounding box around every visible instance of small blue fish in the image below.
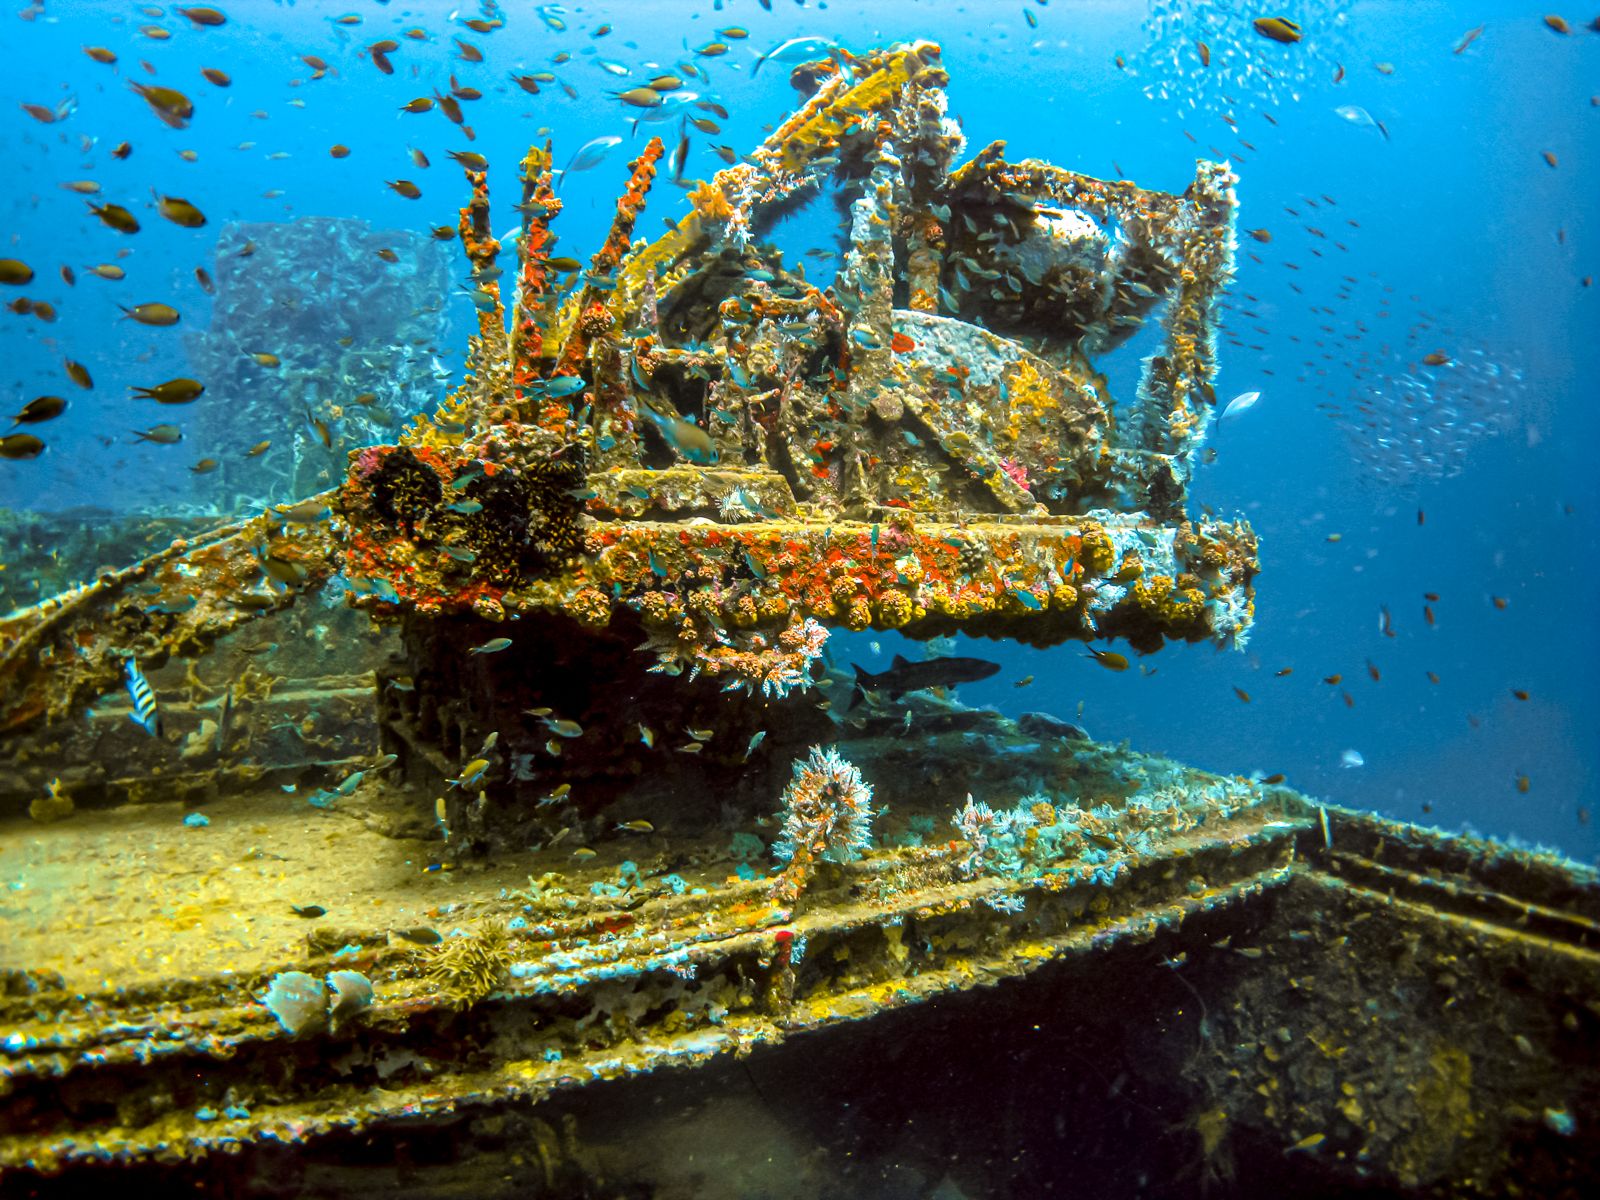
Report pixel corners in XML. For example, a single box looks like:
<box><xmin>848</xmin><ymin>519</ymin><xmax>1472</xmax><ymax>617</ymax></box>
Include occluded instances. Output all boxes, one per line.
<box><xmin>144</xmin><ymin>594</ymin><xmax>197</xmax><ymax>615</ymax></box>
<box><xmin>538</xmin><ymin>375</ymin><xmax>588</xmax><ymax>399</ymax></box>
<box><xmin>640</xmin><ymin>405</ymin><xmax>716</xmax><ymax>464</ymax></box>
<box><xmin>469</xmin><ymin>637</ymin><xmax>513</xmax><ymax>655</ymax></box>
<box><xmin>560</xmin><ymin>134</ymin><xmax>623</xmax><ymax>179</ymax></box>
<box><xmin>442</xmin><ymin>544</ymin><xmax>478</xmax><ymax>563</ymax></box>
<box><xmin>444</xmin><ymin>500</ymin><xmax>483</xmax><ymax>515</ymax></box>
<box><xmin>449</xmin><ymin>467</ymin><xmax>483</xmax><ymax>491</ymax></box>
<box><xmin>122</xmin><ymin>656</ymin><xmax>162</xmax><ymax>737</ymax></box>
<box><xmin>1010</xmin><ymin>587</ymin><xmax>1042</xmax><ymax>611</ymax></box>
<box><xmin>335</xmin><ymin>770</ymin><xmax>365</xmax><ymax>796</ymax></box>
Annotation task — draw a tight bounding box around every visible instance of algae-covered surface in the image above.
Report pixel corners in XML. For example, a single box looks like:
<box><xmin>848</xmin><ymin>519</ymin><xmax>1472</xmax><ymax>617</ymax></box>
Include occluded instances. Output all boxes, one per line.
<box><xmin>0</xmin><ymin>781</ymin><xmax>664</xmax><ymax>995</ymax></box>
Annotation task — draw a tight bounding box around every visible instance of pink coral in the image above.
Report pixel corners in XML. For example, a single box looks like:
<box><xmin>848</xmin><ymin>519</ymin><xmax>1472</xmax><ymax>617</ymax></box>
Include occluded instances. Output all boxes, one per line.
<box><xmin>998</xmin><ymin>457</ymin><xmax>1030</xmax><ymax>491</ymax></box>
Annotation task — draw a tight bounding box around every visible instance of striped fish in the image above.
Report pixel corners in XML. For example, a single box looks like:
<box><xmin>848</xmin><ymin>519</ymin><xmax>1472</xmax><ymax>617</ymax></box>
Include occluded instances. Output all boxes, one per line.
<box><xmin>123</xmin><ymin>656</ymin><xmax>161</xmax><ymax>738</ymax></box>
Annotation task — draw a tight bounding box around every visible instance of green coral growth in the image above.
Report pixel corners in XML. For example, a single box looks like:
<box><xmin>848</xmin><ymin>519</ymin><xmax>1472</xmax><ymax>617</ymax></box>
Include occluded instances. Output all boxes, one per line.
<box><xmin>423</xmin><ymin>921</ymin><xmax>513</xmax><ymax>1010</ymax></box>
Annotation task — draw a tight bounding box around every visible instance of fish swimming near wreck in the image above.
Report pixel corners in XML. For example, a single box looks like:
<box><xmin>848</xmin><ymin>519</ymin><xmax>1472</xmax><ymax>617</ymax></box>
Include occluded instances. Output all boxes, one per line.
<box><xmin>850</xmin><ymin>654</ymin><xmax>1000</xmax><ymax>708</ymax></box>
<box><xmin>122</xmin><ymin>656</ymin><xmax>162</xmax><ymax>737</ymax></box>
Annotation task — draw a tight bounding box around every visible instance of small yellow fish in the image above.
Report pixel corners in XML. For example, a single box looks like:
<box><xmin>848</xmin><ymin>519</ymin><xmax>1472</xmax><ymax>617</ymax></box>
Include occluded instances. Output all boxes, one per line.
<box><xmin>11</xmin><ymin>396</ymin><xmax>67</xmax><ymax>424</ymax></box>
<box><xmin>614</xmin><ymin>86</ymin><xmax>664</xmax><ymax>109</ymax></box>
<box><xmin>131</xmin><ymin>377</ymin><xmax>204</xmax><ymax>403</ymax></box>
<box><xmin>155</xmin><ymin>193</ymin><xmax>207</xmax><ymax>228</ymax></box>
<box><xmin>638</xmin><ymin>724</ymin><xmax>656</xmax><ymax>748</ymax></box>
<box><xmin>1086</xmin><ymin>648</ymin><xmax>1129</xmax><ymax>672</ymax></box>
<box><xmin>245</xmin><ymin>440</ymin><xmax>271</xmax><ymax>457</ymax></box>
<box><xmin>121</xmin><ymin>302</ymin><xmax>181</xmax><ymax>326</ymax></box>
<box><xmin>450</xmin><ymin>757</ymin><xmax>490</xmax><ymax>787</ymax></box>
<box><xmin>1252</xmin><ymin>17</ymin><xmax>1302</xmax><ymax>44</ymax></box>
<box><xmin>129</xmin><ymin>81</ymin><xmax>194</xmax><ymax>128</ymax></box>
<box><xmin>89</xmin><ymin>202</ymin><xmax>141</xmax><ymax>233</ymax></box>
<box><xmin>616</xmin><ymin>820</ymin><xmax>655</xmax><ymax>834</ymax></box>
<box><xmin>251</xmin><ymin>352</ymin><xmax>281</xmax><ymax>367</ymax></box>
<box><xmin>0</xmin><ymin>432</ymin><xmax>46</xmax><ymax>459</ymax></box>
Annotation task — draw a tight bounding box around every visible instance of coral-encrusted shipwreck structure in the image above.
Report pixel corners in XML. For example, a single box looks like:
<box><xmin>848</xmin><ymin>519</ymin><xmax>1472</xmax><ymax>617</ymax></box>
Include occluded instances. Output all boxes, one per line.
<box><xmin>347</xmin><ymin>41</ymin><xmax>1251</xmax><ymax>644</ymax></box>
<box><xmin>335</xmin><ymin>40</ymin><xmax>1255</xmax><ymax>845</ymax></box>
<box><xmin>0</xmin><ymin>40</ymin><xmax>1255</xmax><ymax>847</ymax></box>
<box><xmin>5</xmin><ymin>45</ymin><xmax>1599</xmax><ymax>1198</ymax></box>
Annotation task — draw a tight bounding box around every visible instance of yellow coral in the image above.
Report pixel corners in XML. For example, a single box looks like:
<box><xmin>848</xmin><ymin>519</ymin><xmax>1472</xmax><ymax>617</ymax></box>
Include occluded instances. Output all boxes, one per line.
<box><xmin>569</xmin><ymin>586</ymin><xmax>611</xmax><ymax>628</ymax></box>
<box><xmin>877</xmin><ymin>590</ymin><xmax>914</xmax><ymax>628</ymax></box>
<box><xmin>1078</xmin><ymin>525</ymin><xmax>1115</xmax><ymax>574</ymax></box>
<box><xmin>687</xmin><ymin>179</ymin><xmax>733</xmax><ymax>221</ymax></box>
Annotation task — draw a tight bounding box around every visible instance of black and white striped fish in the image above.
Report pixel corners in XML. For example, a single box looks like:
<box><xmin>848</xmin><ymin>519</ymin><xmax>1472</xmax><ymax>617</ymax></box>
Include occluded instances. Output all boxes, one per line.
<box><xmin>123</xmin><ymin>656</ymin><xmax>162</xmax><ymax>738</ymax></box>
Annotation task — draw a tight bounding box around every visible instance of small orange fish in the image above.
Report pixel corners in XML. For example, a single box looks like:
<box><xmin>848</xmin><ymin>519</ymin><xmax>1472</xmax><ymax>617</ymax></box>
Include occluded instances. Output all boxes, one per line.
<box><xmin>1542</xmin><ymin>151</ymin><xmax>1559</xmax><ymax>169</ymax></box>
<box><xmin>1512</xmin><ymin>688</ymin><xmax>1529</xmax><ymax>701</ymax></box>
<box><xmin>1422</xmin><ymin>351</ymin><xmax>1450</xmax><ymax>366</ymax></box>
<box><xmin>1516</xmin><ymin>775</ymin><xmax>1530</xmax><ymax>794</ymax></box>
<box><xmin>1323</xmin><ymin>674</ymin><xmax>1342</xmax><ymax>685</ymax></box>
<box><xmin>1544</xmin><ymin>15</ymin><xmax>1571</xmax><ymax>34</ymax></box>
<box><xmin>1366</xmin><ymin>660</ymin><xmax>1381</xmax><ymax>682</ymax></box>
<box><xmin>1197</xmin><ymin>40</ymin><xmax>1211</xmax><ymax>67</ymax></box>
<box><xmin>1333</xmin><ymin>63</ymin><xmax>1345</xmax><ymax>83</ymax></box>
<box><xmin>1454</xmin><ymin>24</ymin><xmax>1485</xmax><ymax>53</ymax></box>
<box><xmin>1423</xmin><ymin>605</ymin><xmax>1435</xmax><ymax>626</ymax></box>
<box><xmin>387</xmin><ymin>179</ymin><xmax>422</xmax><ymax>199</ymax></box>
<box><xmin>1491</xmin><ymin>596</ymin><xmax>1509</xmax><ymax>610</ymax></box>
<box><xmin>1232</xmin><ymin>686</ymin><xmax>1252</xmax><ymax>703</ymax></box>
<box><xmin>889</xmin><ymin>332</ymin><xmax>916</xmax><ymax>353</ymax></box>
<box><xmin>330</xmin><ymin>144</ymin><xmax>351</xmax><ymax>158</ymax></box>
<box><xmin>1275</xmin><ymin>667</ymin><xmax>1293</xmax><ymax>677</ymax></box>
<box><xmin>1261</xmin><ymin>774</ymin><xmax>1286</xmax><ymax>785</ymax></box>
<box><xmin>1426</xmin><ymin>671</ymin><xmax>1441</xmax><ymax>684</ymax></box>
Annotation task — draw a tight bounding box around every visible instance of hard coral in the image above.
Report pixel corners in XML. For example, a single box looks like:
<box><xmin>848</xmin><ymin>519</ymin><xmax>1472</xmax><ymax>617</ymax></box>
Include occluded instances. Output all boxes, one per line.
<box><xmin>423</xmin><ymin>921</ymin><xmax>512</xmax><ymax>1010</ymax></box>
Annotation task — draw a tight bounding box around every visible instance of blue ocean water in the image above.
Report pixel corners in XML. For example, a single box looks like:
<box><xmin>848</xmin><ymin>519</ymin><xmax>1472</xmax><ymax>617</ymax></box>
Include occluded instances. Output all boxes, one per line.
<box><xmin>0</xmin><ymin>0</ymin><xmax>1594</xmax><ymax>863</ymax></box>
